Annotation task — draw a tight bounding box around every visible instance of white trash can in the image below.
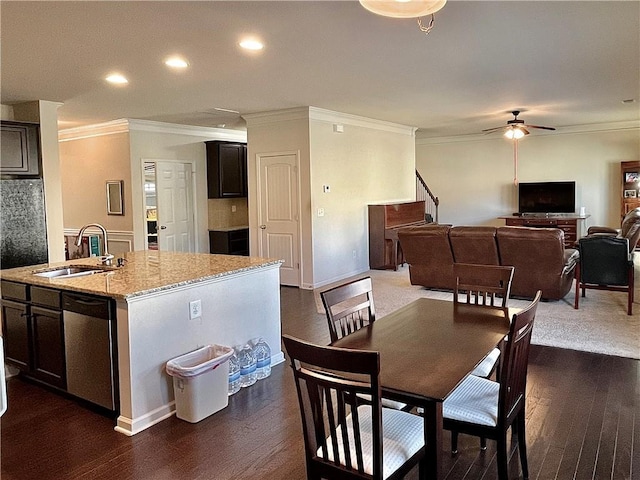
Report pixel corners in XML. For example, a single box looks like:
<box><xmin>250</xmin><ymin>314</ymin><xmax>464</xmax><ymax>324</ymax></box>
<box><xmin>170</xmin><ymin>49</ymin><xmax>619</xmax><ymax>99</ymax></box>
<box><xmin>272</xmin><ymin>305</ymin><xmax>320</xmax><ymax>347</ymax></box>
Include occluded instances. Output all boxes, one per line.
<box><xmin>166</xmin><ymin>344</ymin><xmax>234</xmax><ymax>423</ymax></box>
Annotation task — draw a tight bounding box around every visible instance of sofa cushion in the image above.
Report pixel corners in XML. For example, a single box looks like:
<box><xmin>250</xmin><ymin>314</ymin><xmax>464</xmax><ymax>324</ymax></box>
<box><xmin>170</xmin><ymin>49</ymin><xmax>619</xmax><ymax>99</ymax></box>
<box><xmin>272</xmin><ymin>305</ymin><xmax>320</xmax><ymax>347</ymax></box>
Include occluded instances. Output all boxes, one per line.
<box><xmin>398</xmin><ymin>225</ymin><xmax>455</xmax><ymax>290</ymax></box>
<box><xmin>496</xmin><ymin>226</ymin><xmax>576</xmax><ymax>299</ymax></box>
<box><xmin>449</xmin><ymin>226</ymin><xmax>500</xmax><ymax>265</ymax></box>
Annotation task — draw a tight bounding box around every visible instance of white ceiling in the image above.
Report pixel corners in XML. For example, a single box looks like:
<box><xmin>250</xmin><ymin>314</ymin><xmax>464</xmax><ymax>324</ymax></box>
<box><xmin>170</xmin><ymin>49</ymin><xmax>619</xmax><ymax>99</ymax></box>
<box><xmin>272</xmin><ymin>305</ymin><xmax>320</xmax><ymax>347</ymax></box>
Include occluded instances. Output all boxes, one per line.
<box><xmin>1</xmin><ymin>1</ymin><xmax>639</xmax><ymax>137</ymax></box>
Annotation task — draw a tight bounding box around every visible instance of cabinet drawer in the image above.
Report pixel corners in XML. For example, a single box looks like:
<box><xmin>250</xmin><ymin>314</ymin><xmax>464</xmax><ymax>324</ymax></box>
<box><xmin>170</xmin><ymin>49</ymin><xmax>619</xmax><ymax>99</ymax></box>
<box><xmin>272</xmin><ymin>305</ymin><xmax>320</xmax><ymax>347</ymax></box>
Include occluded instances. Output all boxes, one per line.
<box><xmin>1</xmin><ymin>280</ymin><xmax>28</xmax><ymax>301</ymax></box>
<box><xmin>31</xmin><ymin>286</ymin><xmax>61</xmax><ymax>309</ymax></box>
<box><xmin>523</xmin><ymin>219</ymin><xmax>557</xmax><ymax>227</ymax></box>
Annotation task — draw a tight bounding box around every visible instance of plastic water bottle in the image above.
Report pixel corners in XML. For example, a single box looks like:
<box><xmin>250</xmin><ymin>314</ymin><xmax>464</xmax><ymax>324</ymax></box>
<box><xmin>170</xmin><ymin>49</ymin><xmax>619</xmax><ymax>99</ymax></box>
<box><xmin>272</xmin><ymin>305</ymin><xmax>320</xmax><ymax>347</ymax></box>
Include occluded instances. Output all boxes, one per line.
<box><xmin>228</xmin><ymin>350</ymin><xmax>241</xmax><ymax>396</ymax></box>
<box><xmin>238</xmin><ymin>343</ymin><xmax>257</xmax><ymax>387</ymax></box>
<box><xmin>254</xmin><ymin>338</ymin><xmax>271</xmax><ymax>380</ymax></box>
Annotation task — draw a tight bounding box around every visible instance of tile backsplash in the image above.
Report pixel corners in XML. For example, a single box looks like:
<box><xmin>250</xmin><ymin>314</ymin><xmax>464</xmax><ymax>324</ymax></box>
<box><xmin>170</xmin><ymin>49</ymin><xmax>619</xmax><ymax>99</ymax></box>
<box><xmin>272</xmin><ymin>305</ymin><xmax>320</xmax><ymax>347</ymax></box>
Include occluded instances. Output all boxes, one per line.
<box><xmin>208</xmin><ymin>198</ymin><xmax>249</xmax><ymax>229</ymax></box>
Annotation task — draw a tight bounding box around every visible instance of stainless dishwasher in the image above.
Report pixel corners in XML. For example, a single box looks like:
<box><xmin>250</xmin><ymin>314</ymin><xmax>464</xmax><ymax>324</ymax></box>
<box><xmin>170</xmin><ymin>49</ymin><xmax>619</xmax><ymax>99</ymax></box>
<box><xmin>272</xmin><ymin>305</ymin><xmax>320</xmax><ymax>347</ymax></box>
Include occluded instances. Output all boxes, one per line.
<box><xmin>62</xmin><ymin>292</ymin><xmax>116</xmax><ymax>411</ymax></box>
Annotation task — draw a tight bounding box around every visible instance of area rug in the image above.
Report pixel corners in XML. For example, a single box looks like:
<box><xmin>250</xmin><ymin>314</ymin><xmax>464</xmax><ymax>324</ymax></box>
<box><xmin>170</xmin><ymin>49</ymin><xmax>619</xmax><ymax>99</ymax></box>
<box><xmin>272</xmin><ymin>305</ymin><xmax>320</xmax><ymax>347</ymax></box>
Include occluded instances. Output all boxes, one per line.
<box><xmin>315</xmin><ymin>266</ymin><xmax>640</xmax><ymax>360</ymax></box>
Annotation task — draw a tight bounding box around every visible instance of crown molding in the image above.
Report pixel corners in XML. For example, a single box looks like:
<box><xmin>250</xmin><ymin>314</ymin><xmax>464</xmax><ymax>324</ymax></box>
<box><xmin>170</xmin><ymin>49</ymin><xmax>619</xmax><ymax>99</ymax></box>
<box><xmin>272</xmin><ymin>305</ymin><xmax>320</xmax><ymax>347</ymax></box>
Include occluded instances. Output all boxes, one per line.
<box><xmin>416</xmin><ymin>120</ymin><xmax>640</xmax><ymax>145</ymax></box>
<box><xmin>59</xmin><ymin>119</ymin><xmax>246</xmax><ymax>142</ymax></box>
<box><xmin>244</xmin><ymin>106</ymin><xmax>417</xmax><ymax>136</ymax></box>
<box><xmin>58</xmin><ymin>119</ymin><xmax>130</xmax><ymax>141</ymax></box>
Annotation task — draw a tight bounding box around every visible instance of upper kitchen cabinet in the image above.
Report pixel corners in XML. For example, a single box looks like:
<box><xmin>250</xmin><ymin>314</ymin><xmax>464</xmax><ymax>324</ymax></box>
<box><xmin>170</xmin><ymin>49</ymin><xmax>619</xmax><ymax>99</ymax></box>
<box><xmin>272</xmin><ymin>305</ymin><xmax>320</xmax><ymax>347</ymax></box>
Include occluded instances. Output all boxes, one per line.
<box><xmin>0</xmin><ymin>121</ymin><xmax>41</xmax><ymax>177</ymax></box>
<box><xmin>205</xmin><ymin>141</ymin><xmax>247</xmax><ymax>198</ymax></box>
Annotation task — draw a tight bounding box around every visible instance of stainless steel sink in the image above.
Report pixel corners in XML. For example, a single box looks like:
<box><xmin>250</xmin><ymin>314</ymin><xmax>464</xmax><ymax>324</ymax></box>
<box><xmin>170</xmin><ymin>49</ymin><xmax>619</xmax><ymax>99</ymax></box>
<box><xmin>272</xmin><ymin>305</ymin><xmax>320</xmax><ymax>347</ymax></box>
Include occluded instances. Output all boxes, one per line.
<box><xmin>33</xmin><ymin>266</ymin><xmax>107</xmax><ymax>278</ymax></box>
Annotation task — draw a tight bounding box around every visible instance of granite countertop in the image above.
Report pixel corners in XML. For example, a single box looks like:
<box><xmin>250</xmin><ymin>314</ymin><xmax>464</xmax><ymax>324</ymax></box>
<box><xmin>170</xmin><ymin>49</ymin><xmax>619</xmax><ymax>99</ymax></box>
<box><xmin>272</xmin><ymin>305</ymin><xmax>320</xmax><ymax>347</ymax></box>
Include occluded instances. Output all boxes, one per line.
<box><xmin>209</xmin><ymin>225</ymin><xmax>249</xmax><ymax>232</ymax></box>
<box><xmin>0</xmin><ymin>251</ymin><xmax>282</xmax><ymax>300</ymax></box>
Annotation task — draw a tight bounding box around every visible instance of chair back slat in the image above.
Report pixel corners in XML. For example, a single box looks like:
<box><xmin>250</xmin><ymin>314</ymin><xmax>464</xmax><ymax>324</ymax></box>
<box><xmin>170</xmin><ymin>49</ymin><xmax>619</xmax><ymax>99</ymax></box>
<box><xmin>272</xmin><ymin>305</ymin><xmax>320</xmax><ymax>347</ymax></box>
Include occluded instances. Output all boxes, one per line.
<box><xmin>498</xmin><ymin>290</ymin><xmax>541</xmax><ymax>425</ymax></box>
<box><xmin>283</xmin><ymin>335</ymin><xmax>384</xmax><ymax>479</ymax></box>
<box><xmin>454</xmin><ymin>263</ymin><xmax>514</xmax><ymax>308</ymax></box>
<box><xmin>321</xmin><ymin>277</ymin><xmax>376</xmax><ymax>343</ymax></box>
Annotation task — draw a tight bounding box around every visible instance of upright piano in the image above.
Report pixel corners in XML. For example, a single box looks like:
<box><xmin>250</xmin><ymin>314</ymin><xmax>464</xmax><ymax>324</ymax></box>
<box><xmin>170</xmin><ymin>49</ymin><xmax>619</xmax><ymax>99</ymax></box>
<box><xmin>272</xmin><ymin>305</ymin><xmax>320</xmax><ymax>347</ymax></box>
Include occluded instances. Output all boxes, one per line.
<box><xmin>368</xmin><ymin>201</ymin><xmax>426</xmax><ymax>270</ymax></box>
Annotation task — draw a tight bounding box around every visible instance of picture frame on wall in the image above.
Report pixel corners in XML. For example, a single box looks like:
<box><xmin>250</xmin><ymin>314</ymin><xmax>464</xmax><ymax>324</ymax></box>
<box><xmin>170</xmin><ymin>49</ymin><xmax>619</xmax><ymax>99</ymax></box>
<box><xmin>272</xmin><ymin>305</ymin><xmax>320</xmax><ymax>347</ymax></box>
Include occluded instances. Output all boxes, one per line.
<box><xmin>106</xmin><ymin>180</ymin><xmax>124</xmax><ymax>215</ymax></box>
<box><xmin>624</xmin><ymin>189</ymin><xmax>637</xmax><ymax>198</ymax></box>
<box><xmin>625</xmin><ymin>172</ymin><xmax>639</xmax><ymax>183</ymax></box>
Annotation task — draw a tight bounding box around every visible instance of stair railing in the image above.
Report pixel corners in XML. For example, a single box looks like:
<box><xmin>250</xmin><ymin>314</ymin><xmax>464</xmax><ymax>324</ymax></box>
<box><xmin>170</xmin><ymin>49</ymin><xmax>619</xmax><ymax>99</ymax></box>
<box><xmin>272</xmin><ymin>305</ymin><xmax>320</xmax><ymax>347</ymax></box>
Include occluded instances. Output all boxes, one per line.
<box><xmin>416</xmin><ymin>169</ymin><xmax>439</xmax><ymax>223</ymax></box>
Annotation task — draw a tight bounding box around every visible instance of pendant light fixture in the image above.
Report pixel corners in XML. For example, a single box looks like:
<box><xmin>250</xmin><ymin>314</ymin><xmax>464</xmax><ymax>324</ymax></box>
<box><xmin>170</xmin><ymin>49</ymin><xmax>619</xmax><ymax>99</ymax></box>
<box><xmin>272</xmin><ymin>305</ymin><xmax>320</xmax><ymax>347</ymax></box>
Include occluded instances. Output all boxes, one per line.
<box><xmin>359</xmin><ymin>0</ymin><xmax>447</xmax><ymax>34</ymax></box>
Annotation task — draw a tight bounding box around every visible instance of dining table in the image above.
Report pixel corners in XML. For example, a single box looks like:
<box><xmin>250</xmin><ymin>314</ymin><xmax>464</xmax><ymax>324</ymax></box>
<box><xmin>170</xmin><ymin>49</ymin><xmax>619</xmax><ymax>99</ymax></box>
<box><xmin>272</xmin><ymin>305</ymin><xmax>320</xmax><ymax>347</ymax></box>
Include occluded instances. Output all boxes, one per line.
<box><xmin>331</xmin><ymin>297</ymin><xmax>514</xmax><ymax>480</ymax></box>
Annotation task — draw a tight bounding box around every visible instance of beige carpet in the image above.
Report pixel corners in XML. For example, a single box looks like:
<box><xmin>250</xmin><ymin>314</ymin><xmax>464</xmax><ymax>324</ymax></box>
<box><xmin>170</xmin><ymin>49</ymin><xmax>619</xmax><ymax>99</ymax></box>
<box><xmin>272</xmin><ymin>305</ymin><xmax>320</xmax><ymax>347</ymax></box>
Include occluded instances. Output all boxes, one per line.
<box><xmin>315</xmin><ymin>266</ymin><xmax>640</xmax><ymax>360</ymax></box>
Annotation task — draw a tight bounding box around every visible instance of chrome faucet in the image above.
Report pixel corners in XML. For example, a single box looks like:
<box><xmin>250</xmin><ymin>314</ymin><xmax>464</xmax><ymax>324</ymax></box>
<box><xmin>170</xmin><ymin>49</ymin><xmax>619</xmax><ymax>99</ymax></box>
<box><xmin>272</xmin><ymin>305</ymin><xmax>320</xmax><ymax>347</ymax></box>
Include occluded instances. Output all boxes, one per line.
<box><xmin>76</xmin><ymin>223</ymin><xmax>114</xmax><ymax>266</ymax></box>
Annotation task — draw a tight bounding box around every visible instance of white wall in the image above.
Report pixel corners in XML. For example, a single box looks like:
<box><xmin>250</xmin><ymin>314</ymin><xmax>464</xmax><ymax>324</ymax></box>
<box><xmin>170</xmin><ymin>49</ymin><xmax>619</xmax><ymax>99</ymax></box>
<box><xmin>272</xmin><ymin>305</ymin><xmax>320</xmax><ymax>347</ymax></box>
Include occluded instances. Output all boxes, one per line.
<box><xmin>246</xmin><ymin>107</ymin><xmax>416</xmax><ymax>288</ymax></box>
<box><xmin>309</xmin><ymin>113</ymin><xmax>415</xmax><ymax>286</ymax></box>
<box><xmin>245</xmin><ymin>109</ymin><xmax>312</xmax><ymax>285</ymax></box>
<box><xmin>416</xmin><ymin>123</ymin><xmax>640</xmax><ymax>230</ymax></box>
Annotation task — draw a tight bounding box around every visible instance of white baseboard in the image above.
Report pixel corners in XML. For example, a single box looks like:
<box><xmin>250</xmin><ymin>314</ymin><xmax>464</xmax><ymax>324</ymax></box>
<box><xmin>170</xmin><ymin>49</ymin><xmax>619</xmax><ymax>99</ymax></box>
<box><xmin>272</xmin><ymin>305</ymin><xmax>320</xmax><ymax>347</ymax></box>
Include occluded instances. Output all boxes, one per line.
<box><xmin>115</xmin><ymin>402</ymin><xmax>175</xmax><ymax>436</ymax></box>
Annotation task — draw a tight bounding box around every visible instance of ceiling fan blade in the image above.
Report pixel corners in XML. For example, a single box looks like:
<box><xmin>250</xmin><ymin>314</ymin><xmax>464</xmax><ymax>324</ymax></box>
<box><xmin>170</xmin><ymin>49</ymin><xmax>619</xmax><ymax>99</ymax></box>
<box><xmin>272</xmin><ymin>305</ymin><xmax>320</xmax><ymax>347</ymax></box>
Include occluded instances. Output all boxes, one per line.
<box><xmin>524</xmin><ymin>125</ymin><xmax>556</xmax><ymax>131</ymax></box>
<box><xmin>482</xmin><ymin>126</ymin><xmax>506</xmax><ymax>133</ymax></box>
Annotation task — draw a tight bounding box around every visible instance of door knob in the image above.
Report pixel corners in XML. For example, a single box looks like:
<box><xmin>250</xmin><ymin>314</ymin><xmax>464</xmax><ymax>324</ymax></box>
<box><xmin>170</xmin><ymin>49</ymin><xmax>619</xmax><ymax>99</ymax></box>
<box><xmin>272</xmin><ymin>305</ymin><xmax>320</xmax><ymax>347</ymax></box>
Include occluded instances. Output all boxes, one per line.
<box><xmin>160</xmin><ymin>225</ymin><xmax>167</xmax><ymax>230</ymax></box>
<box><xmin>259</xmin><ymin>225</ymin><xmax>266</xmax><ymax>230</ymax></box>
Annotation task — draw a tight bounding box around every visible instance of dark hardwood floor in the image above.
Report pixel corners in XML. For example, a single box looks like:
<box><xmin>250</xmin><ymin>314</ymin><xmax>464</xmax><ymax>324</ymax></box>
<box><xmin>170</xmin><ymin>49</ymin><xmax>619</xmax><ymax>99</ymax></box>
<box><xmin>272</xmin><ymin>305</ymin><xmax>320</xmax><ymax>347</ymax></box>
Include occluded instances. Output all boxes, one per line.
<box><xmin>1</xmin><ymin>286</ymin><xmax>638</xmax><ymax>480</ymax></box>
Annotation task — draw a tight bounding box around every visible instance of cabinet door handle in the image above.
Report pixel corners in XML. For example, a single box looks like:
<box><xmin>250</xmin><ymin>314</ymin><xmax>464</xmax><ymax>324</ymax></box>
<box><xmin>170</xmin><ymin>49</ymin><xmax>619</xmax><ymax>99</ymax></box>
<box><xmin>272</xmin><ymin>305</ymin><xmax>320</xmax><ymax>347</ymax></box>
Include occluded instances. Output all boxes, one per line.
<box><xmin>259</xmin><ymin>225</ymin><xmax>266</xmax><ymax>230</ymax></box>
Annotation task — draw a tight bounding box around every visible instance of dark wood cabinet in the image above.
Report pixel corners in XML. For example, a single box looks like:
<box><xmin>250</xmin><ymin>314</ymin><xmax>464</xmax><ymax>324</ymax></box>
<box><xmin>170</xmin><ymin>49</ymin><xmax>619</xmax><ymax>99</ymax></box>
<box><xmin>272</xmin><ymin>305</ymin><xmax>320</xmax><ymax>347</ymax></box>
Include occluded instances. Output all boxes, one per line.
<box><xmin>1</xmin><ymin>299</ymin><xmax>31</xmax><ymax>370</ymax></box>
<box><xmin>502</xmin><ymin>216</ymin><xmax>587</xmax><ymax>248</ymax></box>
<box><xmin>0</xmin><ymin>120</ymin><xmax>41</xmax><ymax>177</ymax></box>
<box><xmin>205</xmin><ymin>141</ymin><xmax>247</xmax><ymax>198</ymax></box>
<box><xmin>0</xmin><ymin>280</ymin><xmax>66</xmax><ymax>389</ymax></box>
<box><xmin>209</xmin><ymin>228</ymin><xmax>249</xmax><ymax>256</ymax></box>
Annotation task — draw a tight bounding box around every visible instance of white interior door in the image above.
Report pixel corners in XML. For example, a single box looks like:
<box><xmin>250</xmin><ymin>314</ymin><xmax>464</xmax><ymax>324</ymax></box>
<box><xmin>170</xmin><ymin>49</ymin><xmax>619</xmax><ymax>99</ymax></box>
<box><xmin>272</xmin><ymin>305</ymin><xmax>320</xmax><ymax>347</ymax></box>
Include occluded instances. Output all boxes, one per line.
<box><xmin>156</xmin><ymin>161</ymin><xmax>195</xmax><ymax>253</ymax></box>
<box><xmin>257</xmin><ymin>153</ymin><xmax>300</xmax><ymax>286</ymax></box>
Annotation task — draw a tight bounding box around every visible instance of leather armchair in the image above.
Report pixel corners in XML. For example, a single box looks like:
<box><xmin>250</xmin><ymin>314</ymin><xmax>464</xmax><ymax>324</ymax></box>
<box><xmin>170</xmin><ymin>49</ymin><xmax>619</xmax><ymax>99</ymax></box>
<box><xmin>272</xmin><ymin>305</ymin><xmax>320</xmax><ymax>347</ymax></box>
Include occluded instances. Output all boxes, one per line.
<box><xmin>584</xmin><ymin>207</ymin><xmax>640</xmax><ymax>252</ymax></box>
<box><xmin>574</xmin><ymin>235</ymin><xmax>635</xmax><ymax>315</ymax></box>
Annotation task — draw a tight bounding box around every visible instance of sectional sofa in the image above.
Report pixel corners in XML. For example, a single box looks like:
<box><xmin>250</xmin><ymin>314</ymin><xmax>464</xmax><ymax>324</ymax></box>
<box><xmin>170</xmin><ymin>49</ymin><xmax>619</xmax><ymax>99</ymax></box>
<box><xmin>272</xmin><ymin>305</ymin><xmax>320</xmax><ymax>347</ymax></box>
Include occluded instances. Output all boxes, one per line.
<box><xmin>397</xmin><ymin>225</ymin><xmax>579</xmax><ymax>300</ymax></box>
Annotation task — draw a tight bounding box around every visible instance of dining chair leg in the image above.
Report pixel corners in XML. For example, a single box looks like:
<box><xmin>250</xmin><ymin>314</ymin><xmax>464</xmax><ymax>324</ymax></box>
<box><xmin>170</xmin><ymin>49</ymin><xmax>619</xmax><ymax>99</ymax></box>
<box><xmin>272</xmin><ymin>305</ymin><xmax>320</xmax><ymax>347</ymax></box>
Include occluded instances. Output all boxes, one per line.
<box><xmin>497</xmin><ymin>433</ymin><xmax>509</xmax><ymax>480</ymax></box>
<box><xmin>451</xmin><ymin>431</ymin><xmax>459</xmax><ymax>454</ymax></box>
<box><xmin>517</xmin><ymin>412</ymin><xmax>529</xmax><ymax>480</ymax></box>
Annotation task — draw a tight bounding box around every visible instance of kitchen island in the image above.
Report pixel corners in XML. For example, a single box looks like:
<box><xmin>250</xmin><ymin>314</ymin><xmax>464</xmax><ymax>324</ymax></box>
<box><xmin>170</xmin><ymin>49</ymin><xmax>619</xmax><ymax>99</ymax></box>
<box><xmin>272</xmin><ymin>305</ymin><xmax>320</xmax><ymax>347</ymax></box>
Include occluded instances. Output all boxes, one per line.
<box><xmin>1</xmin><ymin>251</ymin><xmax>283</xmax><ymax>435</ymax></box>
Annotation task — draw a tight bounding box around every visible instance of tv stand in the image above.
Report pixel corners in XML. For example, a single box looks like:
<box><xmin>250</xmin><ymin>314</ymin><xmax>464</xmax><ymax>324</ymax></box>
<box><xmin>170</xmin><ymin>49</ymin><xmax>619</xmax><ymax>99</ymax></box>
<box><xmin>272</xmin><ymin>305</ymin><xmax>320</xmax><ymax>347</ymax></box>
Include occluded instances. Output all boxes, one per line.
<box><xmin>499</xmin><ymin>214</ymin><xmax>589</xmax><ymax>247</ymax></box>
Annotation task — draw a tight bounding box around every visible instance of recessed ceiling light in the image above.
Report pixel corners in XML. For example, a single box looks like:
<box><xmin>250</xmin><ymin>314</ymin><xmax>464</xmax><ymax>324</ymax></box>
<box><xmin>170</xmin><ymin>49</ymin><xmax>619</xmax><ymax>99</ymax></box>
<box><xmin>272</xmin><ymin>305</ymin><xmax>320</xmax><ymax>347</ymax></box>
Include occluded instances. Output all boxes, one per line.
<box><xmin>105</xmin><ymin>73</ymin><xmax>128</xmax><ymax>85</ymax></box>
<box><xmin>165</xmin><ymin>56</ymin><xmax>189</xmax><ymax>69</ymax></box>
<box><xmin>239</xmin><ymin>38</ymin><xmax>264</xmax><ymax>51</ymax></box>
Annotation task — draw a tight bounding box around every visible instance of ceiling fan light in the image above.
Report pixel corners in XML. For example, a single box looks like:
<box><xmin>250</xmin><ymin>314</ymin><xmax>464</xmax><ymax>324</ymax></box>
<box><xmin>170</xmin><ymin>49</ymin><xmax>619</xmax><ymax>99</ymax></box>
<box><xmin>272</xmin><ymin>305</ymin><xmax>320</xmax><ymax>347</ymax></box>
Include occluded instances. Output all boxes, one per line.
<box><xmin>504</xmin><ymin>127</ymin><xmax>526</xmax><ymax>140</ymax></box>
<box><xmin>359</xmin><ymin>0</ymin><xmax>447</xmax><ymax>18</ymax></box>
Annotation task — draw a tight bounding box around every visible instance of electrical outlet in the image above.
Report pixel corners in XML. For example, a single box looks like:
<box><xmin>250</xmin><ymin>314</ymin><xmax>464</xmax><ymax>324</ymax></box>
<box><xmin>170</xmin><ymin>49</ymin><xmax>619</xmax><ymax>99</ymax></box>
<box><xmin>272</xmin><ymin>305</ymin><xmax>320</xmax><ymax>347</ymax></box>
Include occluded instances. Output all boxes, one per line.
<box><xmin>317</xmin><ymin>208</ymin><xmax>325</xmax><ymax>217</ymax></box>
<box><xmin>189</xmin><ymin>300</ymin><xmax>202</xmax><ymax>320</ymax></box>
<box><xmin>231</xmin><ymin>205</ymin><xmax>237</xmax><ymax>212</ymax></box>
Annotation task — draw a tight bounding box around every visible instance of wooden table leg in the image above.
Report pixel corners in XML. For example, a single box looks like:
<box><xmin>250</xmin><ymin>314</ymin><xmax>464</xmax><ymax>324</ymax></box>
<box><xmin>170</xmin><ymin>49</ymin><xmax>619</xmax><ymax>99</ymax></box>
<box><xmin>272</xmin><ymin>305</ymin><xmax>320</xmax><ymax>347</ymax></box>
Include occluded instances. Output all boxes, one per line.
<box><xmin>422</xmin><ymin>401</ymin><xmax>443</xmax><ymax>480</ymax></box>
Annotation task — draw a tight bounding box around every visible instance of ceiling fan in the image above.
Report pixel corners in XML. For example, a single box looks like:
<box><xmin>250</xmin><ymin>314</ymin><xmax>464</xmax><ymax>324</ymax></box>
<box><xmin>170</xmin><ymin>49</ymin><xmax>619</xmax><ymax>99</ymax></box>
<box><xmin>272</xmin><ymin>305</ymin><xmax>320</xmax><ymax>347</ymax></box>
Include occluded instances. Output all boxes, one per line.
<box><xmin>483</xmin><ymin>110</ymin><xmax>556</xmax><ymax>139</ymax></box>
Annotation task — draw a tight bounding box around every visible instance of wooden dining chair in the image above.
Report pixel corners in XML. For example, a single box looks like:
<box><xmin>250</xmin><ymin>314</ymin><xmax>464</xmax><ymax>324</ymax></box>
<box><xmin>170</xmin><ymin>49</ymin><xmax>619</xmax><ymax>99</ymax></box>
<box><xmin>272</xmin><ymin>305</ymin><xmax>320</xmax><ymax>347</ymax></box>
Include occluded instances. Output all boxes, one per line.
<box><xmin>282</xmin><ymin>335</ymin><xmax>426</xmax><ymax>480</ymax></box>
<box><xmin>321</xmin><ymin>276</ymin><xmax>376</xmax><ymax>343</ymax></box>
<box><xmin>453</xmin><ymin>263</ymin><xmax>514</xmax><ymax>379</ymax></box>
<box><xmin>443</xmin><ymin>290</ymin><xmax>542</xmax><ymax>480</ymax></box>
<box><xmin>321</xmin><ymin>277</ymin><xmax>408</xmax><ymax>411</ymax></box>
<box><xmin>454</xmin><ymin>263</ymin><xmax>514</xmax><ymax>308</ymax></box>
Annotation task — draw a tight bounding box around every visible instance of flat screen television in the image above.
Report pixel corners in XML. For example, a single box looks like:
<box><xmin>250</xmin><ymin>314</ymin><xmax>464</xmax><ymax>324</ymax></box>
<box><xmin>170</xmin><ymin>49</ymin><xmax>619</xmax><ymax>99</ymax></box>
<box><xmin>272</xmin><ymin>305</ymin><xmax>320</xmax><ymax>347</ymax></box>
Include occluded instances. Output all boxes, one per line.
<box><xmin>518</xmin><ymin>181</ymin><xmax>576</xmax><ymax>214</ymax></box>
